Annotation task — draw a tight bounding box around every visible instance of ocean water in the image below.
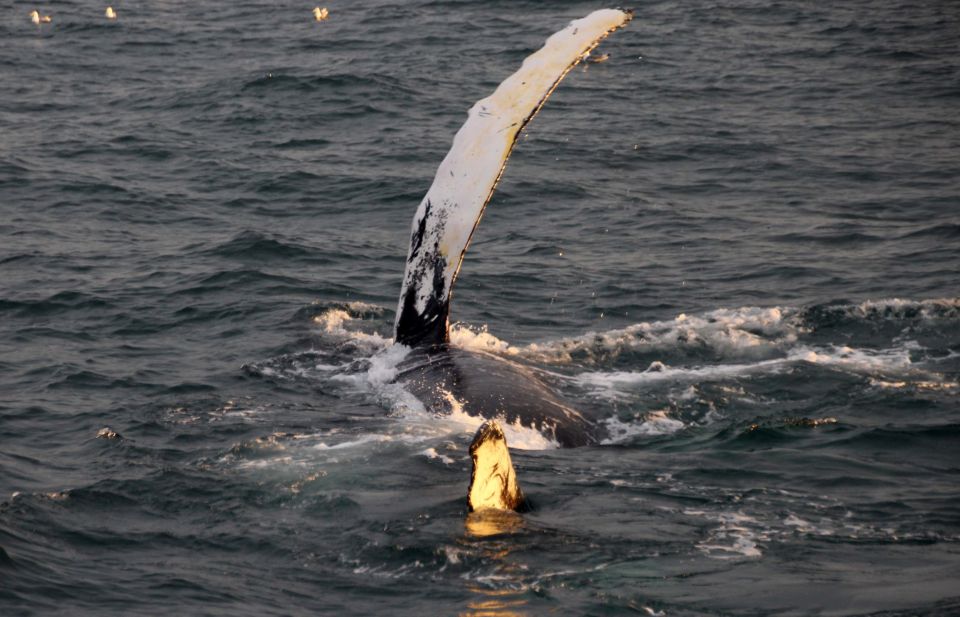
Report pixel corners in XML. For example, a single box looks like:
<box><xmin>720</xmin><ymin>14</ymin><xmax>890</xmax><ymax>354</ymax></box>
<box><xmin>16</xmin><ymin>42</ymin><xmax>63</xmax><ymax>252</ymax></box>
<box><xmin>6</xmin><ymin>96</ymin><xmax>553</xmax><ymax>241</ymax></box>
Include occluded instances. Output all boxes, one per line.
<box><xmin>2</xmin><ymin>0</ymin><xmax>959</xmax><ymax>615</ymax></box>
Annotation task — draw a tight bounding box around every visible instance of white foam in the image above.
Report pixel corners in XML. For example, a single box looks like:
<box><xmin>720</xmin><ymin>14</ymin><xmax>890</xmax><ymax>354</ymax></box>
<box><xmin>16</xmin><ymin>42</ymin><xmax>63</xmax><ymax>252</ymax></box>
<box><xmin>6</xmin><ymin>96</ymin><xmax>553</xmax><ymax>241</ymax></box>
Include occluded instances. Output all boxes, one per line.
<box><xmin>259</xmin><ymin>298</ymin><xmax>957</xmax><ymax>466</ymax></box>
<box><xmin>783</xmin><ymin>514</ymin><xmax>813</xmax><ymax>531</ymax></box>
<box><xmin>313</xmin><ymin>298</ymin><xmax>954</xmax><ymax>387</ymax></box>
<box><xmin>313</xmin><ymin>307</ymin><xmax>392</xmax><ymax>351</ymax></box>
<box><xmin>788</xmin><ymin>344</ymin><xmax>913</xmax><ymax>373</ymax></box>
<box><xmin>698</xmin><ymin>535</ymin><xmax>763</xmax><ymax>559</ymax></box>
<box><xmin>450</xmin><ymin>298</ymin><xmax>960</xmax><ymax>371</ymax></box>
<box><xmin>343</xmin><ymin>300</ymin><xmax>385</xmax><ymax>315</ymax></box>
<box><xmin>781</xmin><ymin>513</ymin><xmax>837</xmax><ymax>536</ymax></box>
<box><xmin>246</xmin><ymin>349</ymin><xmax>350</xmax><ymax>382</ymax></box>
<box><xmin>576</xmin><ymin>357</ymin><xmax>790</xmax><ymax>393</ymax></box>
<box><xmin>331</xmin><ymin>343</ymin><xmax>561</xmax><ymax>450</ymax></box>
<box><xmin>366</xmin><ymin>344</ymin><xmax>412</xmax><ymax>386</ymax></box>
<box><xmin>311</xmin><ymin>433</ymin><xmax>395</xmax><ymax>451</ymax></box>
<box><xmin>868</xmin><ymin>378</ymin><xmax>957</xmax><ymax>391</ymax></box>
<box><xmin>448</xmin><ymin>323</ymin><xmax>520</xmax><ymax>356</ymax></box>
<box><xmin>511</xmin><ymin>305</ymin><xmax>799</xmax><ymax>365</ymax></box>
<box><xmin>314</xmin><ymin>308</ymin><xmax>351</xmax><ymax>332</ymax></box>
<box><xmin>684</xmin><ymin>509</ymin><xmax>765</xmax><ymax>559</ymax></box>
<box><xmin>446</xmin><ymin>298</ymin><xmax>958</xmax><ymax>370</ymax></box>
<box><xmin>235</xmin><ymin>455</ymin><xmax>298</xmax><ymax>470</ymax></box>
<box><xmin>330</xmin><ymin>343</ymin><xmax>411</xmax><ymax>390</ymax></box>
<box><xmin>575</xmin><ymin>341</ymin><xmax>928</xmax><ymax>401</ymax></box>
<box><xmin>438</xmin><ymin>391</ymin><xmax>559</xmax><ymax>450</ymax></box>
<box><xmin>848</xmin><ymin>297</ymin><xmax>960</xmax><ymax>321</ymax></box>
<box><xmin>601</xmin><ymin>410</ymin><xmax>687</xmax><ymax>444</ymax></box>
<box><xmin>319</xmin><ymin>339</ymin><xmax>559</xmax><ymax>450</ymax></box>
<box><xmin>228</xmin><ymin>426</ymin><xmax>443</xmax><ymax>473</ymax></box>
<box><xmin>421</xmin><ymin>447</ymin><xmax>455</xmax><ymax>465</ymax></box>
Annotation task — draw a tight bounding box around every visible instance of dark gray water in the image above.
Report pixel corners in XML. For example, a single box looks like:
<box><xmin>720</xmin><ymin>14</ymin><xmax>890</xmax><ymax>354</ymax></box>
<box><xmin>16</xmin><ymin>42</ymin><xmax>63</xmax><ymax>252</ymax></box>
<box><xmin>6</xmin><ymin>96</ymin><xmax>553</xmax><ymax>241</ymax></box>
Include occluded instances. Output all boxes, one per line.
<box><xmin>2</xmin><ymin>1</ymin><xmax>959</xmax><ymax>615</ymax></box>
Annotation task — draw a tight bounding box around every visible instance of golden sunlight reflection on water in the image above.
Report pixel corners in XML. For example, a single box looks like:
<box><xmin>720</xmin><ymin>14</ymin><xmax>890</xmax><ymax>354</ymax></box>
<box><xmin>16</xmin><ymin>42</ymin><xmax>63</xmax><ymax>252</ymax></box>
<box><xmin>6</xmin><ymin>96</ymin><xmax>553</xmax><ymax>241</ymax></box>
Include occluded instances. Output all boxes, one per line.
<box><xmin>461</xmin><ymin>511</ymin><xmax>530</xmax><ymax>616</ymax></box>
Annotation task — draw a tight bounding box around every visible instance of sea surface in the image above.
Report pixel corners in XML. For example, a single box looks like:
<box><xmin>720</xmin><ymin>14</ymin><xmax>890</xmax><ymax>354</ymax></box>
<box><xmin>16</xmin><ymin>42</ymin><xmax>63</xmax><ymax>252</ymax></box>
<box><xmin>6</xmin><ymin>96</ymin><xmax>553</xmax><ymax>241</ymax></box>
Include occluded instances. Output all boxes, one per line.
<box><xmin>2</xmin><ymin>1</ymin><xmax>959</xmax><ymax>615</ymax></box>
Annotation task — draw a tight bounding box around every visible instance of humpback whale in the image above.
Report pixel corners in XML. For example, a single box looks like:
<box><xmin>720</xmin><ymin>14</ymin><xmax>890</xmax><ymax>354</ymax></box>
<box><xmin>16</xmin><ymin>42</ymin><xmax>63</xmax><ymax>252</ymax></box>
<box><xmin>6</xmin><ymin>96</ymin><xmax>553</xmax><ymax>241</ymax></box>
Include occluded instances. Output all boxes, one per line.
<box><xmin>392</xmin><ymin>9</ymin><xmax>633</xmax><ymax>511</ymax></box>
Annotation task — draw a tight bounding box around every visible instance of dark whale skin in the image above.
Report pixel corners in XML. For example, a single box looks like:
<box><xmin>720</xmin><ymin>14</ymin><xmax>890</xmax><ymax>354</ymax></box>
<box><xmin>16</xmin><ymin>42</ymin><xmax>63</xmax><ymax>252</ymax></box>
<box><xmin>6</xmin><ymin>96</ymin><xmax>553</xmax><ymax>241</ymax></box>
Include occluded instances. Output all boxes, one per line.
<box><xmin>395</xmin><ymin>345</ymin><xmax>599</xmax><ymax>448</ymax></box>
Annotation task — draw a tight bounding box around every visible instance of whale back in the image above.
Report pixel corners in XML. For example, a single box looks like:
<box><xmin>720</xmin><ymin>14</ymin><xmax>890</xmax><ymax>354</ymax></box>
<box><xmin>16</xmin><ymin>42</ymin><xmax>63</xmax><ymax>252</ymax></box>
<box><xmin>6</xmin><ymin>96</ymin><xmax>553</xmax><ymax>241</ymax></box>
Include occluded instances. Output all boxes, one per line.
<box><xmin>394</xmin><ymin>9</ymin><xmax>633</xmax><ymax>347</ymax></box>
<box><xmin>396</xmin><ymin>346</ymin><xmax>598</xmax><ymax>447</ymax></box>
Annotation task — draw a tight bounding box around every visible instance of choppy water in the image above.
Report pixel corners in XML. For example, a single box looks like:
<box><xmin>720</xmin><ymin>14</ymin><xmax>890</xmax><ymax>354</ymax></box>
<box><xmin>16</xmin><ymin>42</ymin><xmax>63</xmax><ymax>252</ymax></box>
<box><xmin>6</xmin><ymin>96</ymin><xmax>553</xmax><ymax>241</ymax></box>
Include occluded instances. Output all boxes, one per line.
<box><xmin>2</xmin><ymin>1</ymin><xmax>959</xmax><ymax>615</ymax></box>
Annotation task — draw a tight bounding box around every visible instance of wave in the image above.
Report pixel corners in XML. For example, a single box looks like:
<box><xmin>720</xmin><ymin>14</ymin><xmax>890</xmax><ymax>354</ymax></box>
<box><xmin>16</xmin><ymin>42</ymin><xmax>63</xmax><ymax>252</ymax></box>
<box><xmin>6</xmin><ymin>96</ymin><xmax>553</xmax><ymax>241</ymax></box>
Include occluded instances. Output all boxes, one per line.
<box><xmin>803</xmin><ymin>297</ymin><xmax>960</xmax><ymax>324</ymax></box>
<box><xmin>450</xmin><ymin>305</ymin><xmax>799</xmax><ymax>365</ymax></box>
<box><xmin>240</xmin><ymin>72</ymin><xmax>415</xmax><ymax>97</ymax></box>
<box><xmin>0</xmin><ymin>291</ymin><xmax>115</xmax><ymax>318</ymax></box>
<box><xmin>204</xmin><ymin>230</ymin><xmax>314</xmax><ymax>261</ymax></box>
<box><xmin>249</xmin><ymin>304</ymin><xmax>560</xmax><ymax>450</ymax></box>
<box><xmin>573</xmin><ymin>342</ymin><xmax>954</xmax><ymax>403</ymax></box>
<box><xmin>601</xmin><ymin>410</ymin><xmax>688</xmax><ymax>443</ymax></box>
<box><xmin>242</xmin><ymin>297</ymin><xmax>959</xmax><ymax>453</ymax></box>
<box><xmin>448</xmin><ymin>298</ymin><xmax>960</xmax><ymax>368</ymax></box>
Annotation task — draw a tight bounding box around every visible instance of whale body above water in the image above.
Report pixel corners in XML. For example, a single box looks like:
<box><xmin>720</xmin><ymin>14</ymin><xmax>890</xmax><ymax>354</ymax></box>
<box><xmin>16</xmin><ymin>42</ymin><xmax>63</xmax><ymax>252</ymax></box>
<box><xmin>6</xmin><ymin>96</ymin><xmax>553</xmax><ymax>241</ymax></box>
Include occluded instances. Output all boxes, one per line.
<box><xmin>390</xmin><ymin>9</ymin><xmax>633</xmax><ymax>511</ymax></box>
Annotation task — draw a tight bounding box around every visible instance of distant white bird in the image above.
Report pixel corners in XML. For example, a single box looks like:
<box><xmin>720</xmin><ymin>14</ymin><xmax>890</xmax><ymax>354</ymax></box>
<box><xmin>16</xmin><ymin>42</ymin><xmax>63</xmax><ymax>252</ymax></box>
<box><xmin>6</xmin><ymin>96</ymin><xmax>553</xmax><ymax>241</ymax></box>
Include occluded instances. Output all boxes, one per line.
<box><xmin>313</xmin><ymin>7</ymin><xmax>329</xmax><ymax>22</ymax></box>
<box><xmin>29</xmin><ymin>10</ymin><xmax>52</xmax><ymax>25</ymax></box>
<box><xmin>105</xmin><ymin>6</ymin><xmax>117</xmax><ymax>20</ymax></box>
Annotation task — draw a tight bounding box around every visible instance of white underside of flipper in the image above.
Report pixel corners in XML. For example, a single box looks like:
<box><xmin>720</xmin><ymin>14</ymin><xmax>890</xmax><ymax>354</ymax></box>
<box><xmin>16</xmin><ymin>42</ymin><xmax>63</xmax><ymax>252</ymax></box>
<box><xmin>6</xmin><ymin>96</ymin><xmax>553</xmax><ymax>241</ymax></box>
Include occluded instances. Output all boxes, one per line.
<box><xmin>394</xmin><ymin>9</ymin><xmax>633</xmax><ymax>346</ymax></box>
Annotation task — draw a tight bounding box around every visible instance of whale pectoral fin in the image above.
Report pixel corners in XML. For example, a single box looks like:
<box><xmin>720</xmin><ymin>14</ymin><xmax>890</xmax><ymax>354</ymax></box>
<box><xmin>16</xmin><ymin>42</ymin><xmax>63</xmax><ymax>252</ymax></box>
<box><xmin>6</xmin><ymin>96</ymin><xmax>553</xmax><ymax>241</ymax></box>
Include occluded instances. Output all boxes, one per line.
<box><xmin>468</xmin><ymin>420</ymin><xmax>526</xmax><ymax>512</ymax></box>
<box><xmin>394</xmin><ymin>9</ymin><xmax>633</xmax><ymax>347</ymax></box>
